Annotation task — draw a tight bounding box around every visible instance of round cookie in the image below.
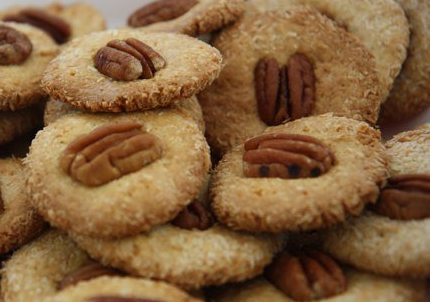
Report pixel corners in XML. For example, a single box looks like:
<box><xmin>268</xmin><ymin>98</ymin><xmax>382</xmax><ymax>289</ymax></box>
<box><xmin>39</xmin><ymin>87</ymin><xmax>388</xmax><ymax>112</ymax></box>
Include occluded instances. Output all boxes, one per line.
<box><xmin>44</xmin><ymin>277</ymin><xmax>202</xmax><ymax>302</ymax></box>
<box><xmin>248</xmin><ymin>0</ymin><xmax>409</xmax><ymax>101</ymax></box>
<box><xmin>0</xmin><ymin>22</ymin><xmax>58</xmax><ymax>111</ymax></box>
<box><xmin>72</xmin><ymin>224</ymin><xmax>285</xmax><ymax>290</ymax></box>
<box><xmin>0</xmin><ymin>158</ymin><xmax>45</xmax><ymax>255</ymax></box>
<box><xmin>198</xmin><ymin>8</ymin><xmax>382</xmax><ymax>155</ymax></box>
<box><xmin>210</xmin><ymin>272</ymin><xmax>427</xmax><ymax>302</ymax></box>
<box><xmin>42</xmin><ymin>30</ymin><xmax>223</xmax><ymax>112</ymax></box>
<box><xmin>321</xmin><ymin>127</ymin><xmax>430</xmax><ymax>278</ymax></box>
<box><xmin>380</xmin><ymin>0</ymin><xmax>430</xmax><ymax>122</ymax></box>
<box><xmin>0</xmin><ymin>104</ymin><xmax>43</xmax><ymax>146</ymax></box>
<box><xmin>0</xmin><ymin>2</ymin><xmax>106</xmax><ymax>43</ymax></box>
<box><xmin>25</xmin><ymin>109</ymin><xmax>211</xmax><ymax>238</ymax></box>
<box><xmin>128</xmin><ymin>0</ymin><xmax>244</xmax><ymax>37</ymax></box>
<box><xmin>210</xmin><ymin>114</ymin><xmax>387</xmax><ymax>233</ymax></box>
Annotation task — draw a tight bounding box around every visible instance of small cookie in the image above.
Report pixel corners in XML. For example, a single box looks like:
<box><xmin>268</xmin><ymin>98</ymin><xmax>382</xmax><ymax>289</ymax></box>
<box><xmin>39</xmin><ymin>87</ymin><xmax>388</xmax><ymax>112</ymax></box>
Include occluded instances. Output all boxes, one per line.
<box><xmin>42</xmin><ymin>30</ymin><xmax>223</xmax><ymax>112</ymax></box>
<box><xmin>25</xmin><ymin>108</ymin><xmax>211</xmax><ymax>238</ymax></box>
<box><xmin>210</xmin><ymin>114</ymin><xmax>387</xmax><ymax>233</ymax></box>
<box><xmin>380</xmin><ymin>0</ymin><xmax>430</xmax><ymax>122</ymax></box>
<box><xmin>210</xmin><ymin>272</ymin><xmax>427</xmax><ymax>302</ymax></box>
<box><xmin>321</xmin><ymin>127</ymin><xmax>430</xmax><ymax>278</ymax></box>
<box><xmin>0</xmin><ymin>158</ymin><xmax>45</xmax><ymax>255</ymax></box>
<box><xmin>248</xmin><ymin>0</ymin><xmax>409</xmax><ymax>101</ymax></box>
<box><xmin>0</xmin><ymin>2</ymin><xmax>106</xmax><ymax>44</ymax></box>
<box><xmin>0</xmin><ymin>22</ymin><xmax>58</xmax><ymax>111</ymax></box>
<box><xmin>0</xmin><ymin>104</ymin><xmax>43</xmax><ymax>146</ymax></box>
<box><xmin>128</xmin><ymin>0</ymin><xmax>244</xmax><ymax>37</ymax></box>
<box><xmin>72</xmin><ymin>223</ymin><xmax>284</xmax><ymax>290</ymax></box>
<box><xmin>198</xmin><ymin>8</ymin><xmax>382</xmax><ymax>154</ymax></box>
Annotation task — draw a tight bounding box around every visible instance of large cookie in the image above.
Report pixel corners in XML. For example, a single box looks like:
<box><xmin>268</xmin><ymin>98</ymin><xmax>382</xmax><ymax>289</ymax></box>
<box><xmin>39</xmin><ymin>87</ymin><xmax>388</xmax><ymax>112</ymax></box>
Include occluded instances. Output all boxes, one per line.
<box><xmin>128</xmin><ymin>0</ymin><xmax>244</xmax><ymax>37</ymax></box>
<box><xmin>0</xmin><ymin>2</ymin><xmax>106</xmax><ymax>44</ymax></box>
<box><xmin>72</xmin><ymin>224</ymin><xmax>284</xmax><ymax>290</ymax></box>
<box><xmin>0</xmin><ymin>158</ymin><xmax>45</xmax><ymax>254</ymax></box>
<box><xmin>0</xmin><ymin>22</ymin><xmax>58</xmax><ymax>111</ymax></box>
<box><xmin>321</xmin><ymin>126</ymin><xmax>430</xmax><ymax>278</ymax></box>
<box><xmin>248</xmin><ymin>0</ymin><xmax>409</xmax><ymax>101</ymax></box>
<box><xmin>25</xmin><ymin>108</ymin><xmax>211</xmax><ymax>238</ymax></box>
<box><xmin>42</xmin><ymin>30</ymin><xmax>223</xmax><ymax>112</ymax></box>
<box><xmin>198</xmin><ymin>7</ymin><xmax>382</xmax><ymax>154</ymax></box>
<box><xmin>380</xmin><ymin>0</ymin><xmax>430</xmax><ymax>122</ymax></box>
<box><xmin>210</xmin><ymin>114</ymin><xmax>387</xmax><ymax>233</ymax></box>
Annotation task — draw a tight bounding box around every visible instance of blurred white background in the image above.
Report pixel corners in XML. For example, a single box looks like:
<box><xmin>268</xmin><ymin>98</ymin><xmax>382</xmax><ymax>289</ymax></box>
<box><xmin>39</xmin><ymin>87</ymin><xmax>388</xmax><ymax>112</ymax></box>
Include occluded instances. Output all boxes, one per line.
<box><xmin>1</xmin><ymin>0</ymin><xmax>429</xmax><ymax>139</ymax></box>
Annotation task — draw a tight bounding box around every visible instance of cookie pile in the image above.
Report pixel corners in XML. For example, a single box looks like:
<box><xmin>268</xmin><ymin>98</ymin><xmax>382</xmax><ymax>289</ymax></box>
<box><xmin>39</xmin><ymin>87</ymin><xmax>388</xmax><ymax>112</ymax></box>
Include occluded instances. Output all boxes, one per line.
<box><xmin>0</xmin><ymin>0</ymin><xmax>429</xmax><ymax>302</ymax></box>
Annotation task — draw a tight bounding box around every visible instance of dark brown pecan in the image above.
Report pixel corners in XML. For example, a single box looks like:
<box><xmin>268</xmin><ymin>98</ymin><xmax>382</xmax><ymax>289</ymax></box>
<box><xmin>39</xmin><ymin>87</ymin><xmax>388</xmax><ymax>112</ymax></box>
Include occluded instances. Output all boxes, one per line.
<box><xmin>128</xmin><ymin>0</ymin><xmax>198</xmax><ymax>28</ymax></box>
<box><xmin>95</xmin><ymin>38</ymin><xmax>165</xmax><ymax>81</ymax></box>
<box><xmin>255</xmin><ymin>54</ymin><xmax>315</xmax><ymax>125</ymax></box>
<box><xmin>171</xmin><ymin>200</ymin><xmax>215</xmax><ymax>230</ymax></box>
<box><xmin>373</xmin><ymin>174</ymin><xmax>430</xmax><ymax>220</ymax></box>
<box><xmin>243</xmin><ymin>133</ymin><xmax>335</xmax><ymax>179</ymax></box>
<box><xmin>0</xmin><ymin>25</ymin><xmax>33</xmax><ymax>65</ymax></box>
<box><xmin>84</xmin><ymin>297</ymin><xmax>163</xmax><ymax>302</ymax></box>
<box><xmin>60</xmin><ymin>120</ymin><xmax>163</xmax><ymax>187</ymax></box>
<box><xmin>3</xmin><ymin>8</ymin><xmax>71</xmax><ymax>44</ymax></box>
<box><xmin>265</xmin><ymin>250</ymin><xmax>347</xmax><ymax>301</ymax></box>
<box><xmin>58</xmin><ymin>261</ymin><xmax>122</xmax><ymax>290</ymax></box>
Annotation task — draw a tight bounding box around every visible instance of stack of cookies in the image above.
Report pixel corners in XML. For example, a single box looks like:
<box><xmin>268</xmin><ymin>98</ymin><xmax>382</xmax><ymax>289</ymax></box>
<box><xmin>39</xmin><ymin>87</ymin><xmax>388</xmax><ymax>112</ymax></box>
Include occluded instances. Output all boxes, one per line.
<box><xmin>0</xmin><ymin>0</ymin><xmax>429</xmax><ymax>302</ymax></box>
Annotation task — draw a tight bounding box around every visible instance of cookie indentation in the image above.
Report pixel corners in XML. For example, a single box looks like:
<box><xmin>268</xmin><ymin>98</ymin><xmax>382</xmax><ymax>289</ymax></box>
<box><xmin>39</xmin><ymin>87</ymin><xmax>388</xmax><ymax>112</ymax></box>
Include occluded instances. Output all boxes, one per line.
<box><xmin>243</xmin><ymin>133</ymin><xmax>334</xmax><ymax>179</ymax></box>
<box><xmin>0</xmin><ymin>25</ymin><xmax>33</xmax><ymax>65</ymax></box>
<box><xmin>3</xmin><ymin>8</ymin><xmax>71</xmax><ymax>44</ymax></box>
<box><xmin>60</xmin><ymin>120</ymin><xmax>163</xmax><ymax>187</ymax></box>
<box><xmin>128</xmin><ymin>0</ymin><xmax>198</xmax><ymax>28</ymax></box>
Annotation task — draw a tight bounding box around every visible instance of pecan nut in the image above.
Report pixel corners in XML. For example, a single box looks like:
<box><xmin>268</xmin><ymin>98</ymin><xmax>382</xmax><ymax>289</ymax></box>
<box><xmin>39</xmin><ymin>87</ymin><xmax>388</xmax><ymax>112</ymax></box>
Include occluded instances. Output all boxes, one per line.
<box><xmin>128</xmin><ymin>0</ymin><xmax>198</xmax><ymax>28</ymax></box>
<box><xmin>171</xmin><ymin>200</ymin><xmax>215</xmax><ymax>230</ymax></box>
<box><xmin>265</xmin><ymin>250</ymin><xmax>347</xmax><ymax>301</ymax></box>
<box><xmin>373</xmin><ymin>174</ymin><xmax>430</xmax><ymax>220</ymax></box>
<box><xmin>60</xmin><ymin>120</ymin><xmax>163</xmax><ymax>187</ymax></box>
<box><xmin>243</xmin><ymin>133</ymin><xmax>335</xmax><ymax>179</ymax></box>
<box><xmin>95</xmin><ymin>38</ymin><xmax>166</xmax><ymax>81</ymax></box>
<box><xmin>255</xmin><ymin>54</ymin><xmax>315</xmax><ymax>126</ymax></box>
<box><xmin>0</xmin><ymin>25</ymin><xmax>33</xmax><ymax>65</ymax></box>
<box><xmin>84</xmin><ymin>297</ymin><xmax>163</xmax><ymax>302</ymax></box>
<box><xmin>3</xmin><ymin>8</ymin><xmax>71</xmax><ymax>44</ymax></box>
<box><xmin>58</xmin><ymin>261</ymin><xmax>122</xmax><ymax>290</ymax></box>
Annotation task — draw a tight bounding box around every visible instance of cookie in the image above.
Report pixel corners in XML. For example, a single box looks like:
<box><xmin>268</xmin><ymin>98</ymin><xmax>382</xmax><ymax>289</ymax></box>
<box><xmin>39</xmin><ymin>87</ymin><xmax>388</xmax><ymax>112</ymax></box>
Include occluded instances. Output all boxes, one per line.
<box><xmin>72</xmin><ymin>223</ymin><xmax>284</xmax><ymax>290</ymax></box>
<box><xmin>128</xmin><ymin>0</ymin><xmax>244</xmax><ymax>37</ymax></box>
<box><xmin>0</xmin><ymin>104</ymin><xmax>43</xmax><ymax>146</ymax></box>
<box><xmin>1</xmin><ymin>230</ymin><xmax>201</xmax><ymax>302</ymax></box>
<box><xmin>210</xmin><ymin>272</ymin><xmax>427</xmax><ymax>302</ymax></box>
<box><xmin>198</xmin><ymin>7</ymin><xmax>382</xmax><ymax>155</ymax></box>
<box><xmin>0</xmin><ymin>158</ymin><xmax>45</xmax><ymax>255</ymax></box>
<box><xmin>380</xmin><ymin>0</ymin><xmax>430</xmax><ymax>122</ymax></box>
<box><xmin>0</xmin><ymin>22</ymin><xmax>58</xmax><ymax>111</ymax></box>
<box><xmin>321</xmin><ymin>126</ymin><xmax>430</xmax><ymax>278</ymax></box>
<box><xmin>0</xmin><ymin>2</ymin><xmax>106</xmax><ymax>44</ymax></box>
<box><xmin>248</xmin><ymin>0</ymin><xmax>409</xmax><ymax>101</ymax></box>
<box><xmin>210</xmin><ymin>114</ymin><xmax>387</xmax><ymax>233</ymax></box>
<box><xmin>25</xmin><ymin>107</ymin><xmax>211</xmax><ymax>238</ymax></box>
<box><xmin>42</xmin><ymin>29</ymin><xmax>223</xmax><ymax>112</ymax></box>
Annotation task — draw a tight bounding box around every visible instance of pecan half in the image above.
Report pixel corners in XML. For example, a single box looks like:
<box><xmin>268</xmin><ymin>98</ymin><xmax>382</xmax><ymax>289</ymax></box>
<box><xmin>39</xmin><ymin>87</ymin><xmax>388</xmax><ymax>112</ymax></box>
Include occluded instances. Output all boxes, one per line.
<box><xmin>128</xmin><ymin>0</ymin><xmax>198</xmax><ymax>28</ymax></box>
<box><xmin>95</xmin><ymin>38</ymin><xmax>166</xmax><ymax>81</ymax></box>
<box><xmin>58</xmin><ymin>261</ymin><xmax>122</xmax><ymax>290</ymax></box>
<box><xmin>265</xmin><ymin>250</ymin><xmax>347</xmax><ymax>301</ymax></box>
<box><xmin>243</xmin><ymin>133</ymin><xmax>335</xmax><ymax>179</ymax></box>
<box><xmin>373</xmin><ymin>174</ymin><xmax>430</xmax><ymax>220</ymax></box>
<box><xmin>3</xmin><ymin>8</ymin><xmax>71</xmax><ymax>44</ymax></box>
<box><xmin>60</xmin><ymin>120</ymin><xmax>163</xmax><ymax>187</ymax></box>
<box><xmin>84</xmin><ymin>297</ymin><xmax>163</xmax><ymax>302</ymax></box>
<box><xmin>171</xmin><ymin>200</ymin><xmax>215</xmax><ymax>230</ymax></box>
<box><xmin>255</xmin><ymin>54</ymin><xmax>315</xmax><ymax>126</ymax></box>
<box><xmin>0</xmin><ymin>25</ymin><xmax>33</xmax><ymax>65</ymax></box>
